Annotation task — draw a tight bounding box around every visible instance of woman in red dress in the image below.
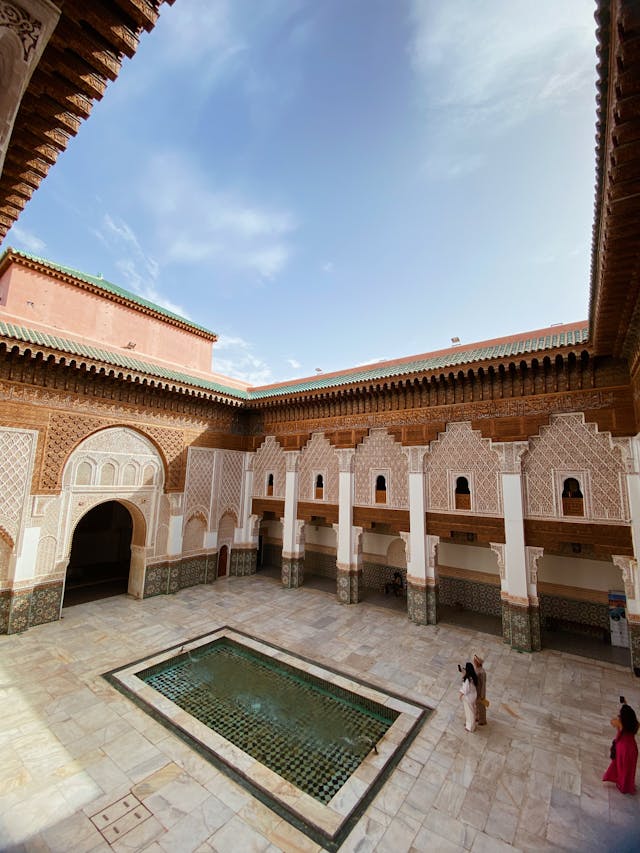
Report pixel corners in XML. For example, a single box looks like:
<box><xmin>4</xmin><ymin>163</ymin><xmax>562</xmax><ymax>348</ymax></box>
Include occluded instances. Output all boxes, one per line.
<box><xmin>603</xmin><ymin>704</ymin><xmax>639</xmax><ymax>795</ymax></box>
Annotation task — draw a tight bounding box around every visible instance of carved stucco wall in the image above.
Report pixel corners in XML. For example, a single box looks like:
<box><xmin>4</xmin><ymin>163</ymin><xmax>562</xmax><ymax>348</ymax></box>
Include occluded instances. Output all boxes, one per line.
<box><xmin>299</xmin><ymin>432</ymin><xmax>339</xmax><ymax>503</ymax></box>
<box><xmin>218</xmin><ymin>511</ymin><xmax>236</xmax><ymax>549</ymax></box>
<box><xmin>354</xmin><ymin>428</ymin><xmax>408</xmax><ymax>508</ymax></box>
<box><xmin>0</xmin><ymin>426</ymin><xmax>37</xmax><ymax>582</ymax></box>
<box><xmin>184</xmin><ymin>448</ymin><xmax>214</xmax><ymax>528</ymax></box>
<box><xmin>39</xmin><ymin>412</ymin><xmax>183</xmax><ymax>492</ymax></box>
<box><xmin>252</xmin><ymin>436</ymin><xmax>286</xmax><ymax>498</ymax></box>
<box><xmin>214</xmin><ymin>451</ymin><xmax>243</xmax><ymax>527</ymax></box>
<box><xmin>426</xmin><ymin>422</ymin><xmax>502</xmax><ymax>514</ymax></box>
<box><xmin>523</xmin><ymin>413</ymin><xmax>629</xmax><ymax>521</ymax></box>
<box><xmin>38</xmin><ymin>427</ymin><xmax>167</xmax><ymax>578</ymax></box>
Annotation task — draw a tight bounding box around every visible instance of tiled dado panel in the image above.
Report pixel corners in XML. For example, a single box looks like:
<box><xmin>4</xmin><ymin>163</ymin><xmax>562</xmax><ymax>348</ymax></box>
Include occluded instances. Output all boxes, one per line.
<box><xmin>305</xmin><ymin>548</ymin><xmax>337</xmax><ymax>579</ymax></box>
<box><xmin>362</xmin><ymin>561</ymin><xmax>407</xmax><ymax>593</ymax></box>
<box><xmin>539</xmin><ymin>593</ymin><xmax>610</xmax><ymax>633</ymax></box>
<box><xmin>629</xmin><ymin>623</ymin><xmax>640</xmax><ymax>675</ymax></box>
<box><xmin>261</xmin><ymin>542</ymin><xmax>282</xmax><ymax>570</ymax></box>
<box><xmin>0</xmin><ymin>581</ymin><xmax>63</xmax><ymax>633</ymax></box>
<box><xmin>438</xmin><ymin>575</ymin><xmax>501</xmax><ymax>616</ymax></box>
<box><xmin>229</xmin><ymin>549</ymin><xmax>257</xmax><ymax>576</ymax></box>
<box><xmin>143</xmin><ymin>556</ymin><xmax>211</xmax><ymax>598</ymax></box>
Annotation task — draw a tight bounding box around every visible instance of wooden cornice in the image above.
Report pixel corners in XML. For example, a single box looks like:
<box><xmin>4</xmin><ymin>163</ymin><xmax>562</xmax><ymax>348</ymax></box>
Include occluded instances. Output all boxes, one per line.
<box><xmin>251</xmin><ymin>497</ymin><xmax>285</xmax><ymax>518</ymax></box>
<box><xmin>590</xmin><ymin>1</ymin><xmax>640</xmax><ymax>359</ymax></box>
<box><xmin>426</xmin><ymin>512</ymin><xmax>506</xmax><ymax>544</ymax></box>
<box><xmin>523</xmin><ymin>518</ymin><xmax>633</xmax><ymax>555</ymax></box>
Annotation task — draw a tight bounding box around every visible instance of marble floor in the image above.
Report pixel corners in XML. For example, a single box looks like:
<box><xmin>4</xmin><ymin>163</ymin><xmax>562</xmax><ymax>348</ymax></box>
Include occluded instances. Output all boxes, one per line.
<box><xmin>1</xmin><ymin>575</ymin><xmax>639</xmax><ymax>853</ymax></box>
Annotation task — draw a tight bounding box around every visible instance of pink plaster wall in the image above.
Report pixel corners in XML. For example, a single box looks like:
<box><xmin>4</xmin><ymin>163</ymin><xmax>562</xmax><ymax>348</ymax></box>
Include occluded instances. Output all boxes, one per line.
<box><xmin>0</xmin><ymin>264</ymin><xmax>216</xmax><ymax>376</ymax></box>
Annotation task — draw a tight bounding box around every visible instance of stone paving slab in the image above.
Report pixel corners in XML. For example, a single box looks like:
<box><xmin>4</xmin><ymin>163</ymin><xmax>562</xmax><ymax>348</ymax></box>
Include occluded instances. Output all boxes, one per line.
<box><xmin>0</xmin><ymin>574</ymin><xmax>639</xmax><ymax>852</ymax></box>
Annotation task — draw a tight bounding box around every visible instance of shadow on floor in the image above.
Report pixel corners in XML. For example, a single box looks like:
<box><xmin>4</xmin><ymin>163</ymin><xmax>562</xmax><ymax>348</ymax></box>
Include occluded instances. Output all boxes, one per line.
<box><xmin>438</xmin><ymin>606</ymin><xmax>503</xmax><ymax>637</ymax></box>
<box><xmin>542</xmin><ymin>630</ymin><xmax>630</xmax><ymax>666</ymax></box>
<box><xmin>63</xmin><ymin>578</ymin><xmax>129</xmax><ymax>607</ymax></box>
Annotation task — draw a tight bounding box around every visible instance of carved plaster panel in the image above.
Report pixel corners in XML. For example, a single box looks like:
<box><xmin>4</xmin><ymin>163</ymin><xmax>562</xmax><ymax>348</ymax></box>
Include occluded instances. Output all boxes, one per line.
<box><xmin>613</xmin><ymin>556</ymin><xmax>637</xmax><ymax>602</ymax></box>
<box><xmin>526</xmin><ymin>546</ymin><xmax>544</xmax><ymax>586</ymax></box>
<box><xmin>522</xmin><ymin>413</ymin><xmax>629</xmax><ymax>521</ymax></box>
<box><xmin>0</xmin><ymin>426</ymin><xmax>37</xmax><ymax>545</ymax></box>
<box><xmin>402</xmin><ymin>445</ymin><xmax>429</xmax><ymax>474</ymax></box>
<box><xmin>354</xmin><ymin>428</ymin><xmax>408</xmax><ymax>508</ymax></box>
<box><xmin>299</xmin><ymin>432</ymin><xmax>339</xmax><ymax>503</ymax></box>
<box><xmin>427</xmin><ymin>422</ymin><xmax>501</xmax><ymax>514</ymax></box>
<box><xmin>252</xmin><ymin>436</ymin><xmax>286</xmax><ymax>498</ymax></box>
<box><xmin>489</xmin><ymin>542</ymin><xmax>505</xmax><ymax>581</ymax></box>
<box><xmin>184</xmin><ymin>448</ymin><xmax>214</xmax><ymax>522</ymax></box>
<box><xmin>214</xmin><ymin>450</ymin><xmax>243</xmax><ymax>527</ymax></box>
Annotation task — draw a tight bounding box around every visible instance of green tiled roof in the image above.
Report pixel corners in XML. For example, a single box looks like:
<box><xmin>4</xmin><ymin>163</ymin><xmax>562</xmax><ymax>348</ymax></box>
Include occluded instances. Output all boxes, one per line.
<box><xmin>0</xmin><ymin>317</ymin><xmax>589</xmax><ymax>404</ymax></box>
<box><xmin>4</xmin><ymin>248</ymin><xmax>216</xmax><ymax>338</ymax></box>
<box><xmin>0</xmin><ymin>321</ymin><xmax>248</xmax><ymax>400</ymax></box>
<box><xmin>247</xmin><ymin>327</ymin><xmax>590</xmax><ymax>398</ymax></box>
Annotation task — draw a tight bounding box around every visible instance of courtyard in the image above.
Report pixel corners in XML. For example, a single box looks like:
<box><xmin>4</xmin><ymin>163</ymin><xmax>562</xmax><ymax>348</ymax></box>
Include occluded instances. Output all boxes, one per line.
<box><xmin>1</xmin><ymin>576</ymin><xmax>639</xmax><ymax>852</ymax></box>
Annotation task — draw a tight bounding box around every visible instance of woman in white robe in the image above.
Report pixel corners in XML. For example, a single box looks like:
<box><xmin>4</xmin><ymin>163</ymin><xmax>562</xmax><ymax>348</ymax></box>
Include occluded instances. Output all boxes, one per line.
<box><xmin>459</xmin><ymin>662</ymin><xmax>478</xmax><ymax>732</ymax></box>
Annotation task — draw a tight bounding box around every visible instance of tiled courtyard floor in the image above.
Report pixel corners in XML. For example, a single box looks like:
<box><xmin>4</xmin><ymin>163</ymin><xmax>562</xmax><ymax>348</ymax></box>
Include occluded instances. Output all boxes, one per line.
<box><xmin>1</xmin><ymin>575</ymin><xmax>639</xmax><ymax>852</ymax></box>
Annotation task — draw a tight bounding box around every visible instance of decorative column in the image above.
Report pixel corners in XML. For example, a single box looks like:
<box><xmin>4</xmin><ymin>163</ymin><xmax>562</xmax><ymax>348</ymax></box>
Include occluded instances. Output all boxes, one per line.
<box><xmin>402</xmin><ymin>446</ymin><xmax>438</xmax><ymax>624</ymax></box>
<box><xmin>613</xmin><ymin>556</ymin><xmax>640</xmax><ymax>675</ymax></box>
<box><xmin>624</xmin><ymin>437</ymin><xmax>640</xmax><ymax>672</ymax></box>
<box><xmin>230</xmin><ymin>452</ymin><xmax>258</xmax><ymax>576</ymax></box>
<box><xmin>335</xmin><ymin>449</ymin><xmax>362</xmax><ymax>603</ymax></box>
<box><xmin>281</xmin><ymin>451</ymin><xmax>304</xmax><ymax>588</ymax></box>
<box><xmin>496</xmin><ymin>442</ymin><xmax>540</xmax><ymax>651</ymax></box>
<box><xmin>165</xmin><ymin>492</ymin><xmax>184</xmax><ymax>595</ymax></box>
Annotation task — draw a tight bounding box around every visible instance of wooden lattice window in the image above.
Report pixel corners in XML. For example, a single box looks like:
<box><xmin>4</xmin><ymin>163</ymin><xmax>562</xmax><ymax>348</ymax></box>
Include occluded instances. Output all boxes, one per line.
<box><xmin>455</xmin><ymin>476</ymin><xmax>471</xmax><ymax>510</ymax></box>
<box><xmin>562</xmin><ymin>477</ymin><xmax>584</xmax><ymax>517</ymax></box>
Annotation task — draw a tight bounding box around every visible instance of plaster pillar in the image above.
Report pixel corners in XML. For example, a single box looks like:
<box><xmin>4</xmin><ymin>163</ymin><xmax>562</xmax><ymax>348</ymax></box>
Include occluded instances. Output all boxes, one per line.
<box><xmin>496</xmin><ymin>442</ymin><xmax>540</xmax><ymax>651</ymax></box>
<box><xmin>624</xmin><ymin>437</ymin><xmax>640</xmax><ymax>671</ymax></box>
<box><xmin>230</xmin><ymin>452</ymin><xmax>258</xmax><ymax>576</ymax></box>
<box><xmin>402</xmin><ymin>446</ymin><xmax>437</xmax><ymax>624</ymax></box>
<box><xmin>281</xmin><ymin>451</ymin><xmax>304</xmax><ymax>587</ymax></box>
<box><xmin>335</xmin><ymin>448</ymin><xmax>362</xmax><ymax>603</ymax></box>
<box><xmin>613</xmin><ymin>555</ymin><xmax>640</xmax><ymax>674</ymax></box>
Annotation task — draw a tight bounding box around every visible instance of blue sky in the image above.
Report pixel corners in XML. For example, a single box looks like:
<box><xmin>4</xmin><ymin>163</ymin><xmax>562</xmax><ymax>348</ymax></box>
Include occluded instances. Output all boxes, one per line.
<box><xmin>4</xmin><ymin>0</ymin><xmax>597</xmax><ymax>385</ymax></box>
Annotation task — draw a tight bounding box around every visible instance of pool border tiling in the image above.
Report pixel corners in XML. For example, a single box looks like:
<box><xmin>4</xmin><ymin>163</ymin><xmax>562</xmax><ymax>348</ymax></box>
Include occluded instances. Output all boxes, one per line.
<box><xmin>104</xmin><ymin>625</ymin><xmax>432</xmax><ymax>851</ymax></box>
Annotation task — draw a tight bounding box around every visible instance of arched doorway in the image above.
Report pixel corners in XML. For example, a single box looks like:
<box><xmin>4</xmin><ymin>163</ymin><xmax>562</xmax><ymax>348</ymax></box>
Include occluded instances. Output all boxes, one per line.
<box><xmin>218</xmin><ymin>545</ymin><xmax>228</xmax><ymax>577</ymax></box>
<box><xmin>63</xmin><ymin>501</ymin><xmax>133</xmax><ymax>607</ymax></box>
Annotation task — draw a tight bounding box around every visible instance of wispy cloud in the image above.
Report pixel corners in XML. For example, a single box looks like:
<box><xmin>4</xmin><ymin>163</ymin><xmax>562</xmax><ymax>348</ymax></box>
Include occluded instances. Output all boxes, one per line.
<box><xmin>94</xmin><ymin>212</ymin><xmax>187</xmax><ymax>317</ymax></box>
<box><xmin>214</xmin><ymin>333</ymin><xmax>273</xmax><ymax>385</ymax></box>
<box><xmin>142</xmin><ymin>152</ymin><xmax>297</xmax><ymax>281</ymax></box>
<box><xmin>409</xmin><ymin>0</ymin><xmax>595</xmax><ymax>178</ymax></box>
<box><xmin>10</xmin><ymin>225</ymin><xmax>46</xmax><ymax>254</ymax></box>
<box><xmin>322</xmin><ymin>261</ymin><xmax>334</xmax><ymax>273</ymax></box>
<box><xmin>287</xmin><ymin>358</ymin><xmax>301</xmax><ymax>369</ymax></box>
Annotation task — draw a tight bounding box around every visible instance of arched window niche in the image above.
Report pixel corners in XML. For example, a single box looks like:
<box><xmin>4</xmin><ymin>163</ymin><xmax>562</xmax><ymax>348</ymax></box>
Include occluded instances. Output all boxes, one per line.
<box><xmin>562</xmin><ymin>477</ymin><xmax>584</xmax><ymax>517</ymax></box>
<box><xmin>315</xmin><ymin>474</ymin><xmax>324</xmax><ymax>500</ymax></box>
<box><xmin>455</xmin><ymin>476</ymin><xmax>471</xmax><ymax>510</ymax></box>
<box><xmin>266</xmin><ymin>473</ymin><xmax>274</xmax><ymax>497</ymax></box>
<box><xmin>375</xmin><ymin>474</ymin><xmax>387</xmax><ymax>504</ymax></box>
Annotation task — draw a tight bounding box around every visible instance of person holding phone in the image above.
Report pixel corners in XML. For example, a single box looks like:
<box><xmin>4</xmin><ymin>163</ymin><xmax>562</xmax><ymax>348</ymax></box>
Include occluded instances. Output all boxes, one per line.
<box><xmin>458</xmin><ymin>662</ymin><xmax>478</xmax><ymax>732</ymax></box>
<box><xmin>603</xmin><ymin>699</ymin><xmax>638</xmax><ymax>794</ymax></box>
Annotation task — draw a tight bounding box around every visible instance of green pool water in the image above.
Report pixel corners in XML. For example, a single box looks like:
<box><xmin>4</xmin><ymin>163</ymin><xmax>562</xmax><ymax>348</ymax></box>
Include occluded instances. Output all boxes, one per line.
<box><xmin>137</xmin><ymin>639</ymin><xmax>397</xmax><ymax>803</ymax></box>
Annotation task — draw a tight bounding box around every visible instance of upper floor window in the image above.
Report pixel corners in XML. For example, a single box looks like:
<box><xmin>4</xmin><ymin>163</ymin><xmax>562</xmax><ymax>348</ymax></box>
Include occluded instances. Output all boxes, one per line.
<box><xmin>562</xmin><ymin>477</ymin><xmax>584</xmax><ymax>517</ymax></box>
<box><xmin>267</xmin><ymin>472</ymin><xmax>274</xmax><ymax>496</ymax></box>
<box><xmin>315</xmin><ymin>474</ymin><xmax>324</xmax><ymax>500</ymax></box>
<box><xmin>375</xmin><ymin>474</ymin><xmax>387</xmax><ymax>504</ymax></box>
<box><xmin>455</xmin><ymin>476</ymin><xmax>471</xmax><ymax>510</ymax></box>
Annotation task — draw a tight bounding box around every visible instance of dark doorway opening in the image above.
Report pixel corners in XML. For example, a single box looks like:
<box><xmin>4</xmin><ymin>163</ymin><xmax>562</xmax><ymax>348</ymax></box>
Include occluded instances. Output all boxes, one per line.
<box><xmin>218</xmin><ymin>544</ymin><xmax>228</xmax><ymax>577</ymax></box>
<box><xmin>63</xmin><ymin>501</ymin><xmax>132</xmax><ymax>607</ymax></box>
